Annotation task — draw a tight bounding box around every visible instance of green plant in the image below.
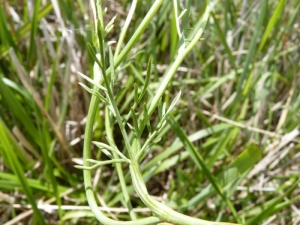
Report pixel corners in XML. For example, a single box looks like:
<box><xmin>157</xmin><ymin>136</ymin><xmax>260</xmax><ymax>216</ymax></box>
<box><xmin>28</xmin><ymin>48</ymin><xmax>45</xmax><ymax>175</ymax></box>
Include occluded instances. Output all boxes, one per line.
<box><xmin>1</xmin><ymin>0</ymin><xmax>299</xmax><ymax>224</ymax></box>
<box><xmin>75</xmin><ymin>1</ymin><xmax>244</xmax><ymax>224</ymax></box>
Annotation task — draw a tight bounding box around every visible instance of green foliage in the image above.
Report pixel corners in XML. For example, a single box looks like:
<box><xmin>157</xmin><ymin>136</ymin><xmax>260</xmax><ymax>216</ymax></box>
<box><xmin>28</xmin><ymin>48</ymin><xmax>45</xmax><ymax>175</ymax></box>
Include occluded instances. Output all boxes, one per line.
<box><xmin>0</xmin><ymin>0</ymin><xmax>299</xmax><ymax>224</ymax></box>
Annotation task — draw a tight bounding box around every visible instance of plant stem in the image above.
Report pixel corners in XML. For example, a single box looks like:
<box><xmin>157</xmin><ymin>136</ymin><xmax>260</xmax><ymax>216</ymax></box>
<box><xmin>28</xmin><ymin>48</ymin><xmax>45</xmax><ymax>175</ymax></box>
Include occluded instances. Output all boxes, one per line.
<box><xmin>82</xmin><ymin>0</ymin><xmax>164</xmax><ymax>224</ymax></box>
<box><xmin>130</xmin><ymin>161</ymin><xmax>240</xmax><ymax>225</ymax></box>
<box><xmin>105</xmin><ymin>107</ymin><xmax>137</xmax><ymax>220</ymax></box>
<box><xmin>114</xmin><ymin>0</ymin><xmax>138</xmax><ymax>59</ymax></box>
<box><xmin>148</xmin><ymin>6</ymin><xmax>209</xmax><ymax>117</ymax></box>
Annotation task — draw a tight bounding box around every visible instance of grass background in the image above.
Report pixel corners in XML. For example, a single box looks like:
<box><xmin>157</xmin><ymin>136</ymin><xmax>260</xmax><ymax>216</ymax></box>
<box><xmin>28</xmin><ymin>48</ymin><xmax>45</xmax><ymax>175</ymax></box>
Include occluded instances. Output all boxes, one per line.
<box><xmin>0</xmin><ymin>0</ymin><xmax>300</xmax><ymax>224</ymax></box>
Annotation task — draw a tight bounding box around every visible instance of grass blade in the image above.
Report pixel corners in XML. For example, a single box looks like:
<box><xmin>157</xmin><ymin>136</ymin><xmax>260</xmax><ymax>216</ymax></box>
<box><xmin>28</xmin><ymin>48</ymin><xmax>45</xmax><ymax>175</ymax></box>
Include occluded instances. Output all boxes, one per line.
<box><xmin>258</xmin><ymin>0</ymin><xmax>287</xmax><ymax>51</ymax></box>
<box><xmin>0</xmin><ymin>119</ymin><xmax>46</xmax><ymax>225</ymax></box>
<box><xmin>167</xmin><ymin>114</ymin><xmax>241</xmax><ymax>223</ymax></box>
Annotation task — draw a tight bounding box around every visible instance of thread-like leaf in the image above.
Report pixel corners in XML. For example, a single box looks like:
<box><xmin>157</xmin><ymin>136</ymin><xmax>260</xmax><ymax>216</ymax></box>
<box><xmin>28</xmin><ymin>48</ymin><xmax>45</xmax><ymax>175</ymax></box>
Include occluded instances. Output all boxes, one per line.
<box><xmin>137</xmin><ymin>56</ymin><xmax>152</xmax><ymax>103</ymax></box>
<box><xmin>166</xmin><ymin>91</ymin><xmax>181</xmax><ymax>114</ymax></box>
<box><xmin>77</xmin><ymin>72</ymin><xmax>107</xmax><ymax>91</ymax></box>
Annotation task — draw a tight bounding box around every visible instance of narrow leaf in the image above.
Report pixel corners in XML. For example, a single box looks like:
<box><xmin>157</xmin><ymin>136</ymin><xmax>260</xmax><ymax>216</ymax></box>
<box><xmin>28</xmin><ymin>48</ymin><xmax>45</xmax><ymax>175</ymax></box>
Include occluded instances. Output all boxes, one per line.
<box><xmin>78</xmin><ymin>82</ymin><xmax>110</xmax><ymax>105</ymax></box>
<box><xmin>87</xmin><ymin>43</ymin><xmax>103</xmax><ymax>69</ymax></box>
<box><xmin>131</xmin><ymin>108</ymin><xmax>139</xmax><ymax>136</ymax></box>
<box><xmin>167</xmin><ymin>114</ymin><xmax>241</xmax><ymax>223</ymax></box>
<box><xmin>143</xmin><ymin>104</ymin><xmax>151</xmax><ymax>134</ymax></box>
<box><xmin>134</xmin><ymin>83</ymin><xmax>139</xmax><ymax>103</ymax></box>
<box><xmin>77</xmin><ymin>72</ymin><xmax>107</xmax><ymax>91</ymax></box>
<box><xmin>105</xmin><ymin>15</ymin><xmax>117</xmax><ymax>36</ymax></box>
<box><xmin>183</xmin><ymin>143</ymin><xmax>262</xmax><ymax>210</ymax></box>
<box><xmin>166</xmin><ymin>91</ymin><xmax>181</xmax><ymax>114</ymax></box>
<box><xmin>0</xmin><ymin>120</ymin><xmax>46</xmax><ymax>225</ymax></box>
<box><xmin>108</xmin><ymin>47</ymin><xmax>115</xmax><ymax>86</ymax></box>
<box><xmin>137</xmin><ymin>56</ymin><xmax>152</xmax><ymax>103</ymax></box>
<box><xmin>258</xmin><ymin>0</ymin><xmax>287</xmax><ymax>51</ymax></box>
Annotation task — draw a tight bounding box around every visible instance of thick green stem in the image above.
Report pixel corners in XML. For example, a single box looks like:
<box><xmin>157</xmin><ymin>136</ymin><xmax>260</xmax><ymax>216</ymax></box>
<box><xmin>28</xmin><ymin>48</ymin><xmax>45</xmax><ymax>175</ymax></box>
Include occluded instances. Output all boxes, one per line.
<box><xmin>130</xmin><ymin>162</ymin><xmax>240</xmax><ymax>225</ymax></box>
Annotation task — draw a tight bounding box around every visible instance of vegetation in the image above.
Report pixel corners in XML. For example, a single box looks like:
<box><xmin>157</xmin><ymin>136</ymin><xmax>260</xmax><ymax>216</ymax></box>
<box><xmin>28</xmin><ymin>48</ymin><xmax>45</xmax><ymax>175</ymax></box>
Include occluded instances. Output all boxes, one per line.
<box><xmin>0</xmin><ymin>0</ymin><xmax>299</xmax><ymax>224</ymax></box>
